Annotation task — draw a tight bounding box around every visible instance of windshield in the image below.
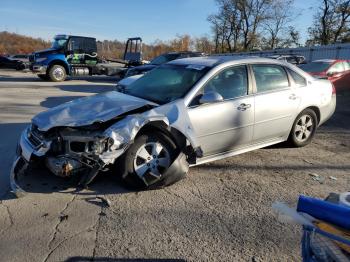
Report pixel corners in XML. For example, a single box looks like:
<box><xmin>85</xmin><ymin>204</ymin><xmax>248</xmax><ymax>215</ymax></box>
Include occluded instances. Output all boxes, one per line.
<box><xmin>150</xmin><ymin>54</ymin><xmax>180</xmax><ymax>65</ymax></box>
<box><xmin>125</xmin><ymin>64</ymin><xmax>209</xmax><ymax>104</ymax></box>
<box><xmin>52</xmin><ymin>38</ymin><xmax>68</xmax><ymax>49</ymax></box>
<box><xmin>299</xmin><ymin>62</ymin><xmax>331</xmax><ymax>73</ymax></box>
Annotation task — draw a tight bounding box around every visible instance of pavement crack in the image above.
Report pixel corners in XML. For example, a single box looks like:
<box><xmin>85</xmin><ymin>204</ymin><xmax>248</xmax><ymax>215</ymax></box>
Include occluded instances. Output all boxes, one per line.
<box><xmin>92</xmin><ymin>195</ymin><xmax>104</xmax><ymax>260</ymax></box>
<box><xmin>47</xmin><ymin>194</ymin><xmax>77</xmax><ymax>250</ymax></box>
<box><xmin>42</xmin><ymin>226</ymin><xmax>92</xmax><ymax>262</ymax></box>
<box><xmin>0</xmin><ymin>202</ymin><xmax>14</xmax><ymax>235</ymax></box>
<box><xmin>163</xmin><ymin>188</ymin><xmax>189</xmax><ymax>205</ymax></box>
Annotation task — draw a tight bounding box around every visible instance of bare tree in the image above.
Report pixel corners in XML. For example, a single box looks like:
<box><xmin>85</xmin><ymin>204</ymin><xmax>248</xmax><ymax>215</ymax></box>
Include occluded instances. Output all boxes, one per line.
<box><xmin>193</xmin><ymin>36</ymin><xmax>215</xmax><ymax>54</ymax></box>
<box><xmin>208</xmin><ymin>0</ymin><xmax>275</xmax><ymax>52</ymax></box>
<box><xmin>237</xmin><ymin>0</ymin><xmax>271</xmax><ymax>50</ymax></box>
<box><xmin>307</xmin><ymin>0</ymin><xmax>350</xmax><ymax>45</ymax></box>
<box><xmin>263</xmin><ymin>0</ymin><xmax>295</xmax><ymax>49</ymax></box>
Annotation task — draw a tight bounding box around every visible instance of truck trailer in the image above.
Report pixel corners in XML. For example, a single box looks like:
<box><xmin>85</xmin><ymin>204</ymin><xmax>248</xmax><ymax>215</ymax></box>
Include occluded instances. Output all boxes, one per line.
<box><xmin>29</xmin><ymin>34</ymin><xmax>143</xmax><ymax>81</ymax></box>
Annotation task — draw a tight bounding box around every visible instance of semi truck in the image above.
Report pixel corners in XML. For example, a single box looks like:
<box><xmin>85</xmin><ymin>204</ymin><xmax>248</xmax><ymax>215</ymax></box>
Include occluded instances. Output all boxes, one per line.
<box><xmin>29</xmin><ymin>34</ymin><xmax>143</xmax><ymax>81</ymax></box>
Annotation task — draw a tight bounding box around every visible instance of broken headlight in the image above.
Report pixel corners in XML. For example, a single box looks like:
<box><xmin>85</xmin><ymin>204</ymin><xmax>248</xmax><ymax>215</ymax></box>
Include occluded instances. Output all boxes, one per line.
<box><xmin>89</xmin><ymin>137</ymin><xmax>114</xmax><ymax>154</ymax></box>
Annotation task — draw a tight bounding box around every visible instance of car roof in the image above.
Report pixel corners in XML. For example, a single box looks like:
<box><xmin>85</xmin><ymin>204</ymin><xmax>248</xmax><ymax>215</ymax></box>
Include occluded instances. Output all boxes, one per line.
<box><xmin>159</xmin><ymin>51</ymin><xmax>204</xmax><ymax>56</ymax></box>
<box><xmin>313</xmin><ymin>59</ymin><xmax>337</xmax><ymax>63</ymax></box>
<box><xmin>313</xmin><ymin>59</ymin><xmax>350</xmax><ymax>63</ymax></box>
<box><xmin>168</xmin><ymin>55</ymin><xmax>284</xmax><ymax>67</ymax></box>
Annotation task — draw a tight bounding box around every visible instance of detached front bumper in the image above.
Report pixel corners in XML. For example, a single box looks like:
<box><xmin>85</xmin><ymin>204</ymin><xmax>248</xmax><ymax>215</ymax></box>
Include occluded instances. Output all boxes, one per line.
<box><xmin>10</xmin><ymin>128</ymin><xmax>50</xmax><ymax>197</ymax></box>
<box><xmin>10</xmin><ymin>156</ymin><xmax>28</xmax><ymax>198</ymax></box>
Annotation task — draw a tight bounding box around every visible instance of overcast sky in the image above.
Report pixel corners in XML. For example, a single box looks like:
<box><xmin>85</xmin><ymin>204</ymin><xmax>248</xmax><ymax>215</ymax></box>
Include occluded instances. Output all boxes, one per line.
<box><xmin>0</xmin><ymin>0</ymin><xmax>320</xmax><ymax>44</ymax></box>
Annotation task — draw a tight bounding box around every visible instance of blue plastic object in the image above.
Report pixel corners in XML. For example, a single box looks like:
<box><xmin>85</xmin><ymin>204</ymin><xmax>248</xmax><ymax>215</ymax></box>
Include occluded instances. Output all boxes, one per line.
<box><xmin>297</xmin><ymin>195</ymin><xmax>350</xmax><ymax>230</ymax></box>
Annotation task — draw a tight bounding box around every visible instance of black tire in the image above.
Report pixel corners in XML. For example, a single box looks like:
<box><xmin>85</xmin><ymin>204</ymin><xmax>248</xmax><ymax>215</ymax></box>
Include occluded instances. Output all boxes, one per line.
<box><xmin>117</xmin><ymin>131</ymin><xmax>179</xmax><ymax>190</ymax></box>
<box><xmin>288</xmin><ymin>109</ymin><xmax>318</xmax><ymax>147</ymax></box>
<box><xmin>37</xmin><ymin>74</ymin><xmax>49</xmax><ymax>80</ymax></box>
<box><xmin>15</xmin><ymin>63</ymin><xmax>25</xmax><ymax>71</ymax></box>
<box><xmin>48</xmin><ymin>65</ymin><xmax>66</xmax><ymax>82</ymax></box>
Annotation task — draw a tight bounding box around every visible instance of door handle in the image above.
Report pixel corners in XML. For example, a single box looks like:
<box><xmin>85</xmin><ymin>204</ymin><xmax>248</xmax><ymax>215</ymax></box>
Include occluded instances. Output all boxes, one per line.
<box><xmin>237</xmin><ymin>103</ymin><xmax>251</xmax><ymax>111</ymax></box>
<box><xmin>289</xmin><ymin>94</ymin><xmax>297</xmax><ymax>100</ymax></box>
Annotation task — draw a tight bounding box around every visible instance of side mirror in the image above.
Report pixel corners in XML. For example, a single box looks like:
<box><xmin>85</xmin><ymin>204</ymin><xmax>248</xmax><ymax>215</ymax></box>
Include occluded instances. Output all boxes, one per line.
<box><xmin>199</xmin><ymin>91</ymin><xmax>224</xmax><ymax>104</ymax></box>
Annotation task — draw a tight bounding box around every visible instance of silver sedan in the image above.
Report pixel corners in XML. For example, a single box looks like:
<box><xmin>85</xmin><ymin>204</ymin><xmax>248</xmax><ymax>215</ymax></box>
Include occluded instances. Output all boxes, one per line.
<box><xmin>11</xmin><ymin>56</ymin><xmax>336</xmax><ymax>194</ymax></box>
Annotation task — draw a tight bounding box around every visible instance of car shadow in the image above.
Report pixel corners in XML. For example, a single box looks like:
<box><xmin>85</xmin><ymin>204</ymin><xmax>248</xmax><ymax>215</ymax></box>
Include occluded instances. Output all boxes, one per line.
<box><xmin>0</xmin><ymin>74</ymin><xmax>119</xmax><ymax>83</ymax></box>
<box><xmin>0</xmin><ymin>76</ymin><xmax>42</xmax><ymax>82</ymax></box>
<box><xmin>65</xmin><ymin>258</ymin><xmax>186</xmax><ymax>262</ymax></box>
<box><xmin>64</xmin><ymin>257</ymin><xmax>187</xmax><ymax>262</ymax></box>
<box><xmin>7</xmin><ymin>164</ymin><xmax>132</xmax><ymax>200</ymax></box>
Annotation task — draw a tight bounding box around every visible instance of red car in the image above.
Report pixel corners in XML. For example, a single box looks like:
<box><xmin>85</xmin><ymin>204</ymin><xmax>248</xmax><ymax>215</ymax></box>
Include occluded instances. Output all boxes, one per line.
<box><xmin>299</xmin><ymin>59</ymin><xmax>350</xmax><ymax>91</ymax></box>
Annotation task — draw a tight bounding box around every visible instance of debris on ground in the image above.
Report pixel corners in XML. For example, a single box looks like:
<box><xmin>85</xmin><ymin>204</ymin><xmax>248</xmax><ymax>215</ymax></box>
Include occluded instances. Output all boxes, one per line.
<box><xmin>41</xmin><ymin>213</ymin><xmax>49</xmax><ymax>218</ymax></box>
<box><xmin>96</xmin><ymin>196</ymin><xmax>111</xmax><ymax>208</ymax></box>
<box><xmin>329</xmin><ymin>176</ymin><xmax>338</xmax><ymax>181</ymax></box>
<box><xmin>309</xmin><ymin>173</ymin><xmax>325</xmax><ymax>184</ymax></box>
<box><xmin>99</xmin><ymin>211</ymin><xmax>106</xmax><ymax>216</ymax></box>
<box><xmin>59</xmin><ymin>214</ymin><xmax>68</xmax><ymax>222</ymax></box>
<box><xmin>303</xmin><ymin>159</ymin><xmax>314</xmax><ymax>165</ymax></box>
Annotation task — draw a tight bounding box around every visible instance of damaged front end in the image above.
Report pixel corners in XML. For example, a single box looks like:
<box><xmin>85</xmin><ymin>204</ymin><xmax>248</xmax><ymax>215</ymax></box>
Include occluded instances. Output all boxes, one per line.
<box><xmin>10</xmin><ymin>92</ymin><xmax>200</xmax><ymax>197</ymax></box>
<box><xmin>11</xmin><ymin>124</ymin><xmax>112</xmax><ymax>196</ymax></box>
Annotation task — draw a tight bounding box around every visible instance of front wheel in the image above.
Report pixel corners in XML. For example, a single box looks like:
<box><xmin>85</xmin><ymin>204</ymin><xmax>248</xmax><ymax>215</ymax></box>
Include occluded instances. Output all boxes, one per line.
<box><xmin>117</xmin><ymin>132</ymin><xmax>180</xmax><ymax>189</ymax></box>
<box><xmin>48</xmin><ymin>65</ymin><xmax>66</xmax><ymax>82</ymax></box>
<box><xmin>288</xmin><ymin>109</ymin><xmax>318</xmax><ymax>147</ymax></box>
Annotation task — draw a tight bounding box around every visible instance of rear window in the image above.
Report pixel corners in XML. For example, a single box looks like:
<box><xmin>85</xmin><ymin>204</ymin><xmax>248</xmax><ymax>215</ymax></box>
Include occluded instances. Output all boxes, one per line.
<box><xmin>287</xmin><ymin>68</ymin><xmax>307</xmax><ymax>87</ymax></box>
<box><xmin>252</xmin><ymin>64</ymin><xmax>289</xmax><ymax>92</ymax></box>
<box><xmin>150</xmin><ymin>54</ymin><xmax>180</xmax><ymax>65</ymax></box>
<box><xmin>299</xmin><ymin>62</ymin><xmax>331</xmax><ymax>73</ymax></box>
<box><xmin>328</xmin><ymin>62</ymin><xmax>345</xmax><ymax>73</ymax></box>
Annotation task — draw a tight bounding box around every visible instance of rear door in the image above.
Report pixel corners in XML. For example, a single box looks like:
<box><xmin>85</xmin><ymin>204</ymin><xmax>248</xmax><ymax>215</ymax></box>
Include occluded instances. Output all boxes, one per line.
<box><xmin>251</xmin><ymin>64</ymin><xmax>301</xmax><ymax>142</ymax></box>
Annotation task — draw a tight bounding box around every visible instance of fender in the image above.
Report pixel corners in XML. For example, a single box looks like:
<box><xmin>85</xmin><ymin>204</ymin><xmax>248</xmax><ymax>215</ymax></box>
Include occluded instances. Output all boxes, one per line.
<box><xmin>101</xmin><ymin>101</ymin><xmax>201</xmax><ymax>165</ymax></box>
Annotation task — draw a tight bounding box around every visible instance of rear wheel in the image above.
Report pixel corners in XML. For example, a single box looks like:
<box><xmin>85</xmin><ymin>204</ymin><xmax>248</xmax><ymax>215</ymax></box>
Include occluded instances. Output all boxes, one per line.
<box><xmin>117</xmin><ymin>131</ymin><xmax>179</xmax><ymax>189</ymax></box>
<box><xmin>48</xmin><ymin>65</ymin><xmax>66</xmax><ymax>82</ymax></box>
<box><xmin>288</xmin><ymin>109</ymin><xmax>318</xmax><ymax>147</ymax></box>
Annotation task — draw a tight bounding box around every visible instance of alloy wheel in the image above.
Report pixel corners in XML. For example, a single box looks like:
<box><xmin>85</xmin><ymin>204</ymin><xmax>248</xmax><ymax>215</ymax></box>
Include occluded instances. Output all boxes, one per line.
<box><xmin>133</xmin><ymin>142</ymin><xmax>171</xmax><ymax>181</ymax></box>
<box><xmin>294</xmin><ymin>114</ymin><xmax>314</xmax><ymax>143</ymax></box>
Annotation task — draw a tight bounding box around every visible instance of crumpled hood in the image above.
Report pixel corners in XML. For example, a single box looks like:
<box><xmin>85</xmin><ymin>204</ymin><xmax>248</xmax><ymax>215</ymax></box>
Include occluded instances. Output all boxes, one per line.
<box><xmin>33</xmin><ymin>91</ymin><xmax>157</xmax><ymax>131</ymax></box>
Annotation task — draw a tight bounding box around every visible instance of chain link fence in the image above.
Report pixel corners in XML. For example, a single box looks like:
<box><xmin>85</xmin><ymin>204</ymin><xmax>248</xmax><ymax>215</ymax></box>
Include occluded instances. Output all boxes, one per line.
<box><xmin>219</xmin><ymin>43</ymin><xmax>350</xmax><ymax>62</ymax></box>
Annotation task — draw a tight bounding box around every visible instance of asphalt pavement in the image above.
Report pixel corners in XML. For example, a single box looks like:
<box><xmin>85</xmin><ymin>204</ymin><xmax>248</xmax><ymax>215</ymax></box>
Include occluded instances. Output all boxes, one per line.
<box><xmin>0</xmin><ymin>69</ymin><xmax>349</xmax><ymax>262</ymax></box>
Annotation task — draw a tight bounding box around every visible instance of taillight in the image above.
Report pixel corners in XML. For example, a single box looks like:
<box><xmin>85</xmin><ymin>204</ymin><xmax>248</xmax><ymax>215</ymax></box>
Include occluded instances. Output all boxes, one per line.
<box><xmin>331</xmin><ymin>83</ymin><xmax>336</xmax><ymax>95</ymax></box>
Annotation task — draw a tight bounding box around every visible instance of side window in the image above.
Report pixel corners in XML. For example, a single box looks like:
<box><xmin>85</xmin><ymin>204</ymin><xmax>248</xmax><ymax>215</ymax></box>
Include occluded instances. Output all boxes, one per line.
<box><xmin>328</xmin><ymin>62</ymin><xmax>345</xmax><ymax>74</ymax></box>
<box><xmin>252</xmin><ymin>64</ymin><xmax>289</xmax><ymax>92</ymax></box>
<box><xmin>343</xmin><ymin>62</ymin><xmax>350</xmax><ymax>71</ymax></box>
<box><xmin>202</xmin><ymin>65</ymin><xmax>248</xmax><ymax>100</ymax></box>
<box><xmin>70</xmin><ymin>37</ymin><xmax>81</xmax><ymax>52</ymax></box>
<box><xmin>287</xmin><ymin>68</ymin><xmax>307</xmax><ymax>87</ymax></box>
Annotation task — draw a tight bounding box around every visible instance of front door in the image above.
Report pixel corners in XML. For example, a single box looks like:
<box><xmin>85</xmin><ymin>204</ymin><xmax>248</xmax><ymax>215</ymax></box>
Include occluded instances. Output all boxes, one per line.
<box><xmin>188</xmin><ymin>65</ymin><xmax>254</xmax><ymax>156</ymax></box>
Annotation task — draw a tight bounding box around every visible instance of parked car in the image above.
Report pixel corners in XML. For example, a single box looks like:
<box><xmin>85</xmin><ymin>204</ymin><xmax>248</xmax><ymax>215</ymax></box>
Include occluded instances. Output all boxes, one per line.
<box><xmin>0</xmin><ymin>55</ymin><xmax>25</xmax><ymax>70</ymax></box>
<box><xmin>124</xmin><ymin>51</ymin><xmax>205</xmax><ymax>78</ymax></box>
<box><xmin>11</xmin><ymin>56</ymin><xmax>336</xmax><ymax>196</ymax></box>
<box><xmin>10</xmin><ymin>54</ymin><xmax>29</xmax><ymax>63</ymax></box>
<box><xmin>299</xmin><ymin>59</ymin><xmax>350</xmax><ymax>91</ymax></box>
<box><xmin>268</xmin><ymin>55</ymin><xmax>306</xmax><ymax>65</ymax></box>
